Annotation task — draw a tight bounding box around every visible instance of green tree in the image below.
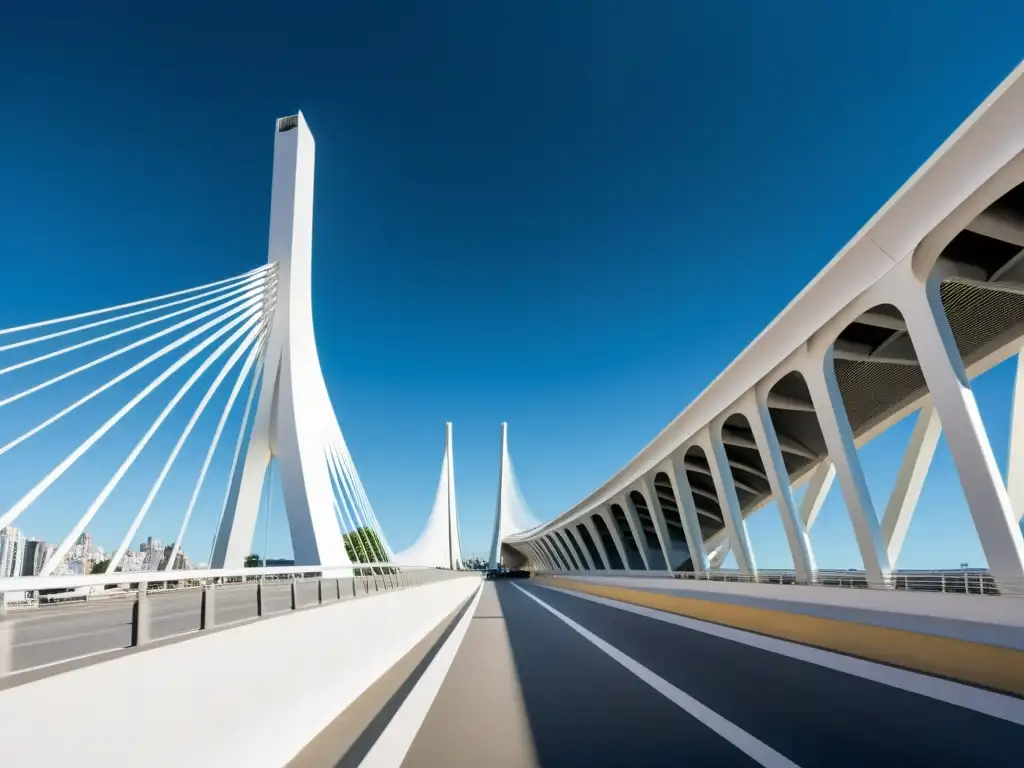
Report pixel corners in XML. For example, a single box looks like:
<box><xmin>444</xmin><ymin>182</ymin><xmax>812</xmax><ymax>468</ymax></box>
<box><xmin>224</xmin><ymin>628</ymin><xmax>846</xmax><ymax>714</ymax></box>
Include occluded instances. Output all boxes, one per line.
<box><xmin>344</xmin><ymin>527</ymin><xmax>391</xmax><ymax>573</ymax></box>
<box><xmin>244</xmin><ymin>553</ymin><xmax>263</xmax><ymax>568</ymax></box>
<box><xmin>90</xmin><ymin>559</ymin><xmax>111</xmax><ymax>574</ymax></box>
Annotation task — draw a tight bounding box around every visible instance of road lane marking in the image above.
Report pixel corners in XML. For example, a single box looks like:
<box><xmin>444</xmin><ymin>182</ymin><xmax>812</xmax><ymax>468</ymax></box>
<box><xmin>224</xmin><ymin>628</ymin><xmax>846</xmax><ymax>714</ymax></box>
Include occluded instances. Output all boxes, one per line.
<box><xmin>358</xmin><ymin>584</ymin><xmax>484</xmax><ymax>768</ymax></box>
<box><xmin>514</xmin><ymin>584</ymin><xmax>802</xmax><ymax>768</ymax></box>
<box><xmin>540</xmin><ymin>584</ymin><xmax>1024</xmax><ymax>727</ymax></box>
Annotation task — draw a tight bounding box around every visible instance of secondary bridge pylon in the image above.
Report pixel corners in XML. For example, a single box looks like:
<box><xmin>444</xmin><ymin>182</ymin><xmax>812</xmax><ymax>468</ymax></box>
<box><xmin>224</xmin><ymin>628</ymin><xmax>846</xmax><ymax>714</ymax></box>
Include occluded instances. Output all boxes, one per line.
<box><xmin>394</xmin><ymin>422</ymin><xmax>463</xmax><ymax>569</ymax></box>
<box><xmin>488</xmin><ymin>422</ymin><xmax>541</xmax><ymax>569</ymax></box>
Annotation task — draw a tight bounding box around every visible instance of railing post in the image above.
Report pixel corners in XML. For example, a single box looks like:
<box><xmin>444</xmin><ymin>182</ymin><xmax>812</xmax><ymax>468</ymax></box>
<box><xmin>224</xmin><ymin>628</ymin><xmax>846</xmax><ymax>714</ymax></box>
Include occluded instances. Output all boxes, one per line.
<box><xmin>200</xmin><ymin>584</ymin><xmax>216</xmax><ymax>630</ymax></box>
<box><xmin>257</xmin><ymin>578</ymin><xmax>265</xmax><ymax>617</ymax></box>
<box><xmin>0</xmin><ymin>599</ymin><xmax>12</xmax><ymax>677</ymax></box>
<box><xmin>336</xmin><ymin>578</ymin><xmax>342</xmax><ymax>600</ymax></box>
<box><xmin>131</xmin><ymin>584</ymin><xmax>152</xmax><ymax>647</ymax></box>
<box><xmin>290</xmin><ymin>579</ymin><xmax>299</xmax><ymax>610</ymax></box>
<box><xmin>317</xmin><ymin>579</ymin><xmax>324</xmax><ymax>605</ymax></box>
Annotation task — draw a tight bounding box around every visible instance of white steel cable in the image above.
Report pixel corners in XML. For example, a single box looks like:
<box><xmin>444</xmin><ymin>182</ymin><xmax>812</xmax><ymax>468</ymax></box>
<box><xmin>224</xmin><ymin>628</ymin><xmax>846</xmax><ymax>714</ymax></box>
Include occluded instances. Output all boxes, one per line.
<box><xmin>41</xmin><ymin>312</ymin><xmax>262</xmax><ymax>574</ymax></box>
<box><xmin>0</xmin><ymin>297</ymin><xmax>262</xmax><ymax>458</ymax></box>
<box><xmin>0</xmin><ymin>303</ymin><xmax>262</xmax><ymax>534</ymax></box>
<box><xmin>0</xmin><ymin>263</ymin><xmax>272</xmax><ymax>338</ymax></box>
<box><xmin>109</xmin><ymin>322</ymin><xmax>264</xmax><ymax>574</ymax></box>
<box><xmin>325</xmin><ymin>439</ymin><xmax>377</xmax><ymax>565</ymax></box>
<box><xmin>331</xmin><ymin>431</ymin><xmax>394</xmax><ymax>559</ymax></box>
<box><xmin>206</xmin><ymin>342</ymin><xmax>266</xmax><ymax>566</ymax></box>
<box><xmin>0</xmin><ymin>281</ymin><xmax>271</xmax><ymax>410</ymax></box>
<box><xmin>0</xmin><ymin>275</ymin><xmax>272</xmax><ymax>377</ymax></box>
<box><xmin>327</xmin><ymin>437</ymin><xmax>389</xmax><ymax>566</ymax></box>
<box><xmin>324</xmin><ymin>442</ymin><xmax>378</xmax><ymax>570</ymax></box>
<box><xmin>323</xmin><ymin>444</ymin><xmax>362</xmax><ymax>547</ymax></box>
<box><xmin>160</xmin><ymin>333</ymin><xmax>267</xmax><ymax>573</ymax></box>
<box><xmin>0</xmin><ymin>267</ymin><xmax>270</xmax><ymax>353</ymax></box>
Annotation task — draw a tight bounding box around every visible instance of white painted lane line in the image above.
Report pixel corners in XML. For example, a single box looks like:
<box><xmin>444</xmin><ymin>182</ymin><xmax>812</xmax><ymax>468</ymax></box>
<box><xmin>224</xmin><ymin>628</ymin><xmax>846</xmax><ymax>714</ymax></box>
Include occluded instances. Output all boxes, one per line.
<box><xmin>514</xmin><ymin>584</ymin><xmax>802</xmax><ymax>768</ymax></box>
<box><xmin>358</xmin><ymin>584</ymin><xmax>484</xmax><ymax>768</ymax></box>
<box><xmin>539</xmin><ymin>584</ymin><xmax>1024</xmax><ymax>727</ymax></box>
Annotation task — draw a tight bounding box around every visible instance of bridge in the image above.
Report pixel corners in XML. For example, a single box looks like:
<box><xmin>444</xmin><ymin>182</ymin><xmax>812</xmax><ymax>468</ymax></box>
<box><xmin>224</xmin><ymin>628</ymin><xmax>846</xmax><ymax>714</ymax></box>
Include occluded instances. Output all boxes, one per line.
<box><xmin>2</xmin><ymin>63</ymin><xmax>1024</xmax><ymax>767</ymax></box>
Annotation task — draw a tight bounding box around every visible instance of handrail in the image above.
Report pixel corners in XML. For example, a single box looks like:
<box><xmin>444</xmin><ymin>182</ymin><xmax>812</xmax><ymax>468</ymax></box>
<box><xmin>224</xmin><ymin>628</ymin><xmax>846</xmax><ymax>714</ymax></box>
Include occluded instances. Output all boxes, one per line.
<box><xmin>536</xmin><ymin>566</ymin><xmax>1019</xmax><ymax>597</ymax></box>
<box><xmin>0</xmin><ymin>562</ymin><xmax>449</xmax><ymax>594</ymax></box>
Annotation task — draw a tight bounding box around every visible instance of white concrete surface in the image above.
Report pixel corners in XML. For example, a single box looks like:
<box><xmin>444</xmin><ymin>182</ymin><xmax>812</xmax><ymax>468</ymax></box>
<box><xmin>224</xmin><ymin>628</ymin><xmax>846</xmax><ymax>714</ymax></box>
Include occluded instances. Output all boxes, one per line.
<box><xmin>0</xmin><ymin>575</ymin><xmax>480</xmax><ymax>768</ymax></box>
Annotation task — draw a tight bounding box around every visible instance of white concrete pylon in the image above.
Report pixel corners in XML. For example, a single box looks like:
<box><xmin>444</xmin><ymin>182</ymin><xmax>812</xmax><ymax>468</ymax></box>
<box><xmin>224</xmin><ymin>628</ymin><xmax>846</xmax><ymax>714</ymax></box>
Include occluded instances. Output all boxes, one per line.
<box><xmin>488</xmin><ymin>422</ymin><xmax>541</xmax><ymax>568</ymax></box>
<box><xmin>394</xmin><ymin>422</ymin><xmax>463</xmax><ymax>569</ymax></box>
<box><xmin>211</xmin><ymin>113</ymin><xmax>352</xmax><ymax>570</ymax></box>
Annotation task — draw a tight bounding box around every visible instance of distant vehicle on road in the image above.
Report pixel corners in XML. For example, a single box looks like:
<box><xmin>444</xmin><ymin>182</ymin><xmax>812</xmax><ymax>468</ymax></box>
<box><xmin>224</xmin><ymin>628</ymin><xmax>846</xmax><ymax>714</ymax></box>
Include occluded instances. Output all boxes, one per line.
<box><xmin>485</xmin><ymin>568</ymin><xmax>530</xmax><ymax>581</ymax></box>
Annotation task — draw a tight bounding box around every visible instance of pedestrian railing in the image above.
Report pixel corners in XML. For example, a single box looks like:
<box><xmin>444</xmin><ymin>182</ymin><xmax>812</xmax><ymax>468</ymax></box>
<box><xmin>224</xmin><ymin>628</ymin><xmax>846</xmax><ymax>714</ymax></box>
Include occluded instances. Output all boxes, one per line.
<box><xmin>0</xmin><ymin>564</ymin><xmax>472</xmax><ymax>679</ymax></box>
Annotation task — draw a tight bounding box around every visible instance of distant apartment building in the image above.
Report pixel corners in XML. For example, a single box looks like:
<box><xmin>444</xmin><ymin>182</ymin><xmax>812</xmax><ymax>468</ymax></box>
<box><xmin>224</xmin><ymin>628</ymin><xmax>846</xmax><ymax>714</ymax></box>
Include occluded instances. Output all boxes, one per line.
<box><xmin>20</xmin><ymin>539</ymin><xmax>48</xmax><ymax>577</ymax></box>
<box><xmin>0</xmin><ymin>526</ymin><xmax>26</xmax><ymax>578</ymax></box>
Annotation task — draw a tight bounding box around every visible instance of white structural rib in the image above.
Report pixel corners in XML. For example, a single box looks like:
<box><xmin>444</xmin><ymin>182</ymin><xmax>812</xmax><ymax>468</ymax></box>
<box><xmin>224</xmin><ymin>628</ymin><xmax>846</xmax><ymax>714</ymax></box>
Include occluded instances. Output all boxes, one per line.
<box><xmin>0</xmin><ymin>282</ymin><xmax>268</xmax><ymax>411</ymax></box>
<box><xmin>0</xmin><ymin>271</ymin><xmax>271</xmax><ymax>377</ymax></box>
<box><xmin>394</xmin><ymin>422</ymin><xmax>461</xmax><ymax>569</ymax></box>
<box><xmin>41</xmin><ymin>313</ymin><xmax>263</xmax><ymax>574</ymax></box>
<box><xmin>0</xmin><ymin>264</ymin><xmax>268</xmax><ymax>338</ymax></box>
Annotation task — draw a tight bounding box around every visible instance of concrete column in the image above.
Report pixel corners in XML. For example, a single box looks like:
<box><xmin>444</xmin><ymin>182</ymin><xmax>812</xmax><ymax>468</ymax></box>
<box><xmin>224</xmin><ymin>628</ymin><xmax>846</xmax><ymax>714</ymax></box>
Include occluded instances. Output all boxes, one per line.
<box><xmin>531</xmin><ymin>543</ymin><xmax>554</xmax><ymax>572</ymax></box>
<box><xmin>1007</xmin><ymin>351</ymin><xmax>1024</xmax><ymax>523</ymax></box>
<box><xmin>664</xmin><ymin>454</ymin><xmax>708</xmax><ymax>573</ymax></box>
<box><xmin>599</xmin><ymin>506</ymin><xmax>631</xmax><ymax>571</ymax></box>
<box><xmin>881</xmin><ymin>402</ymin><xmax>941</xmax><ymax>565</ymax></box>
<box><xmin>800</xmin><ymin>462</ymin><xmax>835</xmax><ymax>528</ymax></box>
<box><xmin>550</xmin><ymin>535</ymin><xmax>574</xmax><ymax>571</ymax></box>
<box><xmin>900</xmin><ymin>279</ymin><xmax>1024</xmax><ymax>585</ymax></box>
<box><xmin>553</xmin><ymin>531</ymin><xmax>581</xmax><ymax>571</ymax></box>
<box><xmin>747</xmin><ymin>394</ymin><xmax>816</xmax><ymax>580</ymax></box>
<box><xmin>704</xmin><ymin>432</ymin><xmax>757</xmax><ymax>576</ymax></box>
<box><xmin>131</xmin><ymin>586</ymin><xmax>152</xmax><ymax>647</ymax></box>
<box><xmin>804</xmin><ymin>349</ymin><xmax>891</xmax><ymax>584</ymax></box>
<box><xmin>567</xmin><ymin>527</ymin><xmax>596</xmax><ymax>570</ymax></box>
<box><xmin>616</xmin><ymin>494</ymin><xmax>652</xmax><ymax>570</ymax></box>
<box><xmin>541</xmin><ymin>537</ymin><xmax>567</xmax><ymax>571</ymax></box>
<box><xmin>583</xmin><ymin>517</ymin><xmax>611</xmax><ymax>570</ymax></box>
<box><xmin>200</xmin><ymin>585</ymin><xmax>216</xmax><ymax>630</ymax></box>
<box><xmin>625</xmin><ymin>490</ymin><xmax>669</xmax><ymax>570</ymax></box>
<box><xmin>636</xmin><ymin>476</ymin><xmax>676</xmax><ymax>573</ymax></box>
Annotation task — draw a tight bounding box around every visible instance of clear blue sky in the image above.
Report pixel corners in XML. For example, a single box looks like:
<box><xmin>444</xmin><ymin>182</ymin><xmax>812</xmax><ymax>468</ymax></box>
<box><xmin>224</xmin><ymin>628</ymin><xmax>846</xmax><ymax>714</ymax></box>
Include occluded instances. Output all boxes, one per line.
<box><xmin>0</xmin><ymin>2</ymin><xmax>1022</xmax><ymax>570</ymax></box>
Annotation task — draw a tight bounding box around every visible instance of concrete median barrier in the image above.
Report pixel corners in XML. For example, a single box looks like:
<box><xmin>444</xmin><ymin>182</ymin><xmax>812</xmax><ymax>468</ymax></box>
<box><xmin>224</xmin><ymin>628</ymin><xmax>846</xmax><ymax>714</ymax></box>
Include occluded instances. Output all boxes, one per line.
<box><xmin>0</xmin><ymin>574</ymin><xmax>481</xmax><ymax>768</ymax></box>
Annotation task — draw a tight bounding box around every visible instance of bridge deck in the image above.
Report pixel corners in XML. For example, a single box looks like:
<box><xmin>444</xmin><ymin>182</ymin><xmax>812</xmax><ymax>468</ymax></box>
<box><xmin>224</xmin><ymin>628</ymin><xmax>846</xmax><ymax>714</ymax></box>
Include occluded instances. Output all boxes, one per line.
<box><xmin>294</xmin><ymin>580</ymin><xmax>1024</xmax><ymax>766</ymax></box>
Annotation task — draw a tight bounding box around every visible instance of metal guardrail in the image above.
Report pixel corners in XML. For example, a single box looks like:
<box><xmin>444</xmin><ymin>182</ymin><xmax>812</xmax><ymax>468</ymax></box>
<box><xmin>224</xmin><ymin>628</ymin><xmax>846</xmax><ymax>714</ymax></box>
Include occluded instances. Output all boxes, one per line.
<box><xmin>0</xmin><ymin>564</ymin><xmax>472</xmax><ymax>678</ymax></box>
<box><xmin>533</xmin><ymin>566</ymin><xmax>1019</xmax><ymax>597</ymax></box>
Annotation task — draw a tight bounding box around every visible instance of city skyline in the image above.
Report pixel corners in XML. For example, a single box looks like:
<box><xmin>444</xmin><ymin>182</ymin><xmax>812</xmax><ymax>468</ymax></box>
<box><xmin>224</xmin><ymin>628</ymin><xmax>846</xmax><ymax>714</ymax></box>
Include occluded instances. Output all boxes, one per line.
<box><xmin>0</xmin><ymin>524</ymin><xmax>202</xmax><ymax>579</ymax></box>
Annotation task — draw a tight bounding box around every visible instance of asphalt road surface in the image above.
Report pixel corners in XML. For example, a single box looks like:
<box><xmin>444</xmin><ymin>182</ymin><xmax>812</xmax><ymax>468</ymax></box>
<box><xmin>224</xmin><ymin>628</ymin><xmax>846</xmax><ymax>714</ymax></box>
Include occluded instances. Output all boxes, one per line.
<box><xmin>8</xmin><ymin>579</ymin><xmax>358</xmax><ymax>671</ymax></box>
<box><xmin>295</xmin><ymin>581</ymin><xmax>1024</xmax><ymax>767</ymax></box>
